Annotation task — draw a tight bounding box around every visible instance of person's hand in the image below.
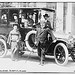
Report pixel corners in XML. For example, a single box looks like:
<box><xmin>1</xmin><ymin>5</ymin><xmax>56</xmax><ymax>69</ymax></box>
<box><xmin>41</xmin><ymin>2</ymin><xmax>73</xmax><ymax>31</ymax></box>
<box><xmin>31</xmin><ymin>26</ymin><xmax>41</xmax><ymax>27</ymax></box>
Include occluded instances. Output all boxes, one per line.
<box><xmin>34</xmin><ymin>41</ymin><xmax>37</xmax><ymax>45</ymax></box>
<box><xmin>16</xmin><ymin>40</ymin><xmax>19</xmax><ymax>42</ymax></box>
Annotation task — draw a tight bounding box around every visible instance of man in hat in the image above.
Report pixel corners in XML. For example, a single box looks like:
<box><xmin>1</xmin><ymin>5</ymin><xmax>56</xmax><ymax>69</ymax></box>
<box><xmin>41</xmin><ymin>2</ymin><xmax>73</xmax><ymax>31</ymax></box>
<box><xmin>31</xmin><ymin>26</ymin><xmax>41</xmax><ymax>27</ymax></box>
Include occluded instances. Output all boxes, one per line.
<box><xmin>27</xmin><ymin>13</ymin><xmax>34</xmax><ymax>27</ymax></box>
<box><xmin>35</xmin><ymin>14</ymin><xmax>56</xmax><ymax>46</ymax></box>
<box><xmin>43</xmin><ymin>14</ymin><xmax>52</xmax><ymax>29</ymax></box>
<box><xmin>7</xmin><ymin>24</ymin><xmax>21</xmax><ymax>61</ymax></box>
<box><xmin>35</xmin><ymin>14</ymin><xmax>56</xmax><ymax>65</ymax></box>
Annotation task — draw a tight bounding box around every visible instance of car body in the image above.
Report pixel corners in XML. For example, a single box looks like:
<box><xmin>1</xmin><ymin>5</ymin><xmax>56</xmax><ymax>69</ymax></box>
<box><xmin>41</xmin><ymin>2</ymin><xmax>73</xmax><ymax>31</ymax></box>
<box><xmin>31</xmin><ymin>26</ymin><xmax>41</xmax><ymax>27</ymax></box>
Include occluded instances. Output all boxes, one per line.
<box><xmin>0</xmin><ymin>7</ymin><xmax>75</xmax><ymax>66</ymax></box>
<box><xmin>25</xmin><ymin>30</ymin><xmax>75</xmax><ymax>65</ymax></box>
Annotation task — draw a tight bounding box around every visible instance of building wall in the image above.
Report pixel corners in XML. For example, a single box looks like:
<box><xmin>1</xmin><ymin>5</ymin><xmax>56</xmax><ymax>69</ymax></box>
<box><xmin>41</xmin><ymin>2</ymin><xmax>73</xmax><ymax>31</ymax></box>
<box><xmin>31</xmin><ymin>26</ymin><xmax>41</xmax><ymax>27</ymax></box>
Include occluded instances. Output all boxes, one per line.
<box><xmin>65</xmin><ymin>3</ymin><xmax>72</xmax><ymax>34</ymax></box>
<box><xmin>56</xmin><ymin>3</ymin><xmax>64</xmax><ymax>33</ymax></box>
<box><xmin>71</xmin><ymin>3</ymin><xmax>75</xmax><ymax>35</ymax></box>
<box><xmin>65</xmin><ymin>3</ymin><xmax>75</xmax><ymax>35</ymax></box>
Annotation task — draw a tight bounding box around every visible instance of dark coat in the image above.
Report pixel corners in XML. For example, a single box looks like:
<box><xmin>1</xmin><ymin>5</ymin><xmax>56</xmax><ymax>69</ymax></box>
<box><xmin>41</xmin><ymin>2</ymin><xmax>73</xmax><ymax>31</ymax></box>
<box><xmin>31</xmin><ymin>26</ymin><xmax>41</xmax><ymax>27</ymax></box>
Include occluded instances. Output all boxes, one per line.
<box><xmin>36</xmin><ymin>20</ymin><xmax>55</xmax><ymax>45</ymax></box>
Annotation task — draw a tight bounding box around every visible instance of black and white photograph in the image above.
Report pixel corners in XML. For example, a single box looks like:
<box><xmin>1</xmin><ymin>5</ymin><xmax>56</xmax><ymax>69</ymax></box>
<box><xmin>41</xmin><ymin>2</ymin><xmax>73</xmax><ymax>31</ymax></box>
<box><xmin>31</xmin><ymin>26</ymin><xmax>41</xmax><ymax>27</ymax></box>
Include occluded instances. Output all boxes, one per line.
<box><xmin>0</xmin><ymin>0</ymin><xmax>75</xmax><ymax>73</ymax></box>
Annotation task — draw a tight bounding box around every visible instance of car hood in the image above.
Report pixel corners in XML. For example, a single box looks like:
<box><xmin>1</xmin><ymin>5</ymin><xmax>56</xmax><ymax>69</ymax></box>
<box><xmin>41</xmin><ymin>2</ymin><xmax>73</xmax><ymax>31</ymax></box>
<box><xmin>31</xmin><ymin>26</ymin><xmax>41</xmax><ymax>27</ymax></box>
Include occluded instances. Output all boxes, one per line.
<box><xmin>53</xmin><ymin>31</ymin><xmax>69</xmax><ymax>39</ymax></box>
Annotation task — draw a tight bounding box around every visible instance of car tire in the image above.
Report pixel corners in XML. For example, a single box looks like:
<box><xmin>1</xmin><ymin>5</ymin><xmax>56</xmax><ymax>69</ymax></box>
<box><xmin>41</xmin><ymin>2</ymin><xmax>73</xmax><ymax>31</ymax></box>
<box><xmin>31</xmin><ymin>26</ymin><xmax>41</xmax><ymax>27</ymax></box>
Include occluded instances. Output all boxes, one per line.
<box><xmin>0</xmin><ymin>39</ymin><xmax>7</xmax><ymax>57</ymax></box>
<box><xmin>71</xmin><ymin>55</ymin><xmax>75</xmax><ymax>62</ymax></box>
<box><xmin>25</xmin><ymin>30</ymin><xmax>37</xmax><ymax>52</ymax></box>
<box><xmin>54</xmin><ymin>43</ymin><xmax>69</xmax><ymax>66</ymax></box>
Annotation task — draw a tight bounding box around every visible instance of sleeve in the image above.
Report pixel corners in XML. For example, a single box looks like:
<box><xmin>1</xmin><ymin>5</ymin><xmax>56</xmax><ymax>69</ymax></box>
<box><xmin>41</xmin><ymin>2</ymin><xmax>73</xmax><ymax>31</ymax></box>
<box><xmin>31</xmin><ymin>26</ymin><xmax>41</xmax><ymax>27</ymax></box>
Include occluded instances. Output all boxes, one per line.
<box><xmin>32</xmin><ymin>19</ymin><xmax>34</xmax><ymax>24</ymax></box>
<box><xmin>45</xmin><ymin>28</ymin><xmax>52</xmax><ymax>34</ymax></box>
<box><xmin>49</xmin><ymin>21</ymin><xmax>53</xmax><ymax>30</ymax></box>
<box><xmin>31</xmin><ymin>19</ymin><xmax>34</xmax><ymax>26</ymax></box>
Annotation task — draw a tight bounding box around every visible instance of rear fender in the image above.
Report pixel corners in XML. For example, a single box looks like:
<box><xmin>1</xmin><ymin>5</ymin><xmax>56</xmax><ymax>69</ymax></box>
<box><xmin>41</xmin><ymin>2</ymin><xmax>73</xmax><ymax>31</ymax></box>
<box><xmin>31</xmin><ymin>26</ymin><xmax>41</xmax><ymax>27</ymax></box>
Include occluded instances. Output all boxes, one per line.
<box><xmin>0</xmin><ymin>35</ymin><xmax>7</xmax><ymax>41</ymax></box>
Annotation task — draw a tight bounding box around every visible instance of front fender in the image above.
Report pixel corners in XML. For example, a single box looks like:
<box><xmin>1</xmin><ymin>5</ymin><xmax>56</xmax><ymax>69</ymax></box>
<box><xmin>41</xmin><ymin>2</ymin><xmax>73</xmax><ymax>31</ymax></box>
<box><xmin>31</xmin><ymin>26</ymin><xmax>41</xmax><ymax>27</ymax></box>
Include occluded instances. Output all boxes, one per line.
<box><xmin>55</xmin><ymin>38</ymin><xmax>69</xmax><ymax>44</ymax></box>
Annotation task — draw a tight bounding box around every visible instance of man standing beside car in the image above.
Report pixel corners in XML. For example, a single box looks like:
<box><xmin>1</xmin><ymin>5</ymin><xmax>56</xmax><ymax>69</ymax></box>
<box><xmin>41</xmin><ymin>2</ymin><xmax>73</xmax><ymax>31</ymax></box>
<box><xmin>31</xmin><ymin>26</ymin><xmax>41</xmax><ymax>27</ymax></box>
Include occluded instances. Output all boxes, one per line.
<box><xmin>35</xmin><ymin>14</ymin><xmax>56</xmax><ymax>65</ymax></box>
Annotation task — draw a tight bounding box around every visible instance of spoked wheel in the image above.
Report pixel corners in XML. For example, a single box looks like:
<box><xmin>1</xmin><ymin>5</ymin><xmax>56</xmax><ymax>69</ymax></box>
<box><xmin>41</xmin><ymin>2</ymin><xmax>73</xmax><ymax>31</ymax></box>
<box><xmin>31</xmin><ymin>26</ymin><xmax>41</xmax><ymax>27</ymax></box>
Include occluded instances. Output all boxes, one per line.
<box><xmin>25</xmin><ymin>30</ymin><xmax>37</xmax><ymax>52</ymax></box>
<box><xmin>71</xmin><ymin>54</ymin><xmax>75</xmax><ymax>62</ymax></box>
<box><xmin>70</xmin><ymin>49</ymin><xmax>75</xmax><ymax>62</ymax></box>
<box><xmin>54</xmin><ymin>43</ymin><xmax>68</xmax><ymax>66</ymax></box>
<box><xmin>0</xmin><ymin>39</ymin><xmax>7</xmax><ymax>57</ymax></box>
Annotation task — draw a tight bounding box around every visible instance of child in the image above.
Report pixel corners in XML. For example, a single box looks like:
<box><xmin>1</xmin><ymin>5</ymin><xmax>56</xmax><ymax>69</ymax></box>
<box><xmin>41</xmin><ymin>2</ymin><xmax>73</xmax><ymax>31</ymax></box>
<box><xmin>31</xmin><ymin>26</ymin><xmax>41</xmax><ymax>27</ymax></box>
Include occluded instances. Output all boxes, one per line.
<box><xmin>7</xmin><ymin>24</ymin><xmax>21</xmax><ymax>61</ymax></box>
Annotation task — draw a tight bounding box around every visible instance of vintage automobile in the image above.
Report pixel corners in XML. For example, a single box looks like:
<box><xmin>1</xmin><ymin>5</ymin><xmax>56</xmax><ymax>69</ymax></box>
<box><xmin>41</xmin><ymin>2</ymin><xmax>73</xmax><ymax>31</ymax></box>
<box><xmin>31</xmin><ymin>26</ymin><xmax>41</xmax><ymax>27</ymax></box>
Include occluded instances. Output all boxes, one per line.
<box><xmin>0</xmin><ymin>7</ymin><xmax>55</xmax><ymax>57</ymax></box>
<box><xmin>25</xmin><ymin>28</ymin><xmax>75</xmax><ymax>66</ymax></box>
<box><xmin>0</xmin><ymin>6</ymin><xmax>75</xmax><ymax>66</ymax></box>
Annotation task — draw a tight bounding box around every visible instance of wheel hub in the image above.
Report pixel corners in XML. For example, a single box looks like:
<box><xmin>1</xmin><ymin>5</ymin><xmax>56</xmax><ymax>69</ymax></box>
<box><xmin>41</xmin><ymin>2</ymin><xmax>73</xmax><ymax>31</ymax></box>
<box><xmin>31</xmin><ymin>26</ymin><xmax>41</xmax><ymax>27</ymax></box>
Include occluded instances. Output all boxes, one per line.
<box><xmin>56</xmin><ymin>46</ymin><xmax>66</xmax><ymax>64</ymax></box>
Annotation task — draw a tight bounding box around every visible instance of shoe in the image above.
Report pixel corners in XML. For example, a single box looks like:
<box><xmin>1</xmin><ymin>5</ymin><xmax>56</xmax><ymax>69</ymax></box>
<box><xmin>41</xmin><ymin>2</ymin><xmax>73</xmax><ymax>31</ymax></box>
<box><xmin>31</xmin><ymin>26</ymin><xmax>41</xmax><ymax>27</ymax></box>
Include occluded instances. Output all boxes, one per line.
<box><xmin>40</xmin><ymin>60</ymin><xmax>44</xmax><ymax>66</ymax></box>
<box><xmin>12</xmin><ymin>59</ymin><xmax>16</xmax><ymax>61</ymax></box>
<box><xmin>12</xmin><ymin>59</ymin><xmax>18</xmax><ymax>61</ymax></box>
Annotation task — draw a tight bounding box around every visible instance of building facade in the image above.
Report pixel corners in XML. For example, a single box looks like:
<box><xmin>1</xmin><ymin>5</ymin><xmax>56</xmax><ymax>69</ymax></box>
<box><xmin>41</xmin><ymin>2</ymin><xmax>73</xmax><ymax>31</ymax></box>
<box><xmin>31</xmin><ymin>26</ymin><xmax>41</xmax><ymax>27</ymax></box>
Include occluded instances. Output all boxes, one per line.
<box><xmin>0</xmin><ymin>2</ymin><xmax>75</xmax><ymax>35</ymax></box>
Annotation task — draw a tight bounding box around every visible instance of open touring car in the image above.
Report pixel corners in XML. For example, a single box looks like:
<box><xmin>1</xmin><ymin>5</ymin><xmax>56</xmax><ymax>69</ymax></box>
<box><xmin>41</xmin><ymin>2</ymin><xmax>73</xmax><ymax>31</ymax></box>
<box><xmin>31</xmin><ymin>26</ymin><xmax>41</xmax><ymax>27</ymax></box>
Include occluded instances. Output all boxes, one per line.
<box><xmin>0</xmin><ymin>7</ymin><xmax>75</xmax><ymax>66</ymax></box>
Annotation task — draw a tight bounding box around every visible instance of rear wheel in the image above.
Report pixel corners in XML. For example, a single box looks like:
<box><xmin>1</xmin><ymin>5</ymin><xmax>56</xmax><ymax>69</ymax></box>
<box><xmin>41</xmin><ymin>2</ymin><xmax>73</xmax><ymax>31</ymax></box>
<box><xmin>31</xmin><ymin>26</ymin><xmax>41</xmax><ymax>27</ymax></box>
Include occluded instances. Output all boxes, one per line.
<box><xmin>25</xmin><ymin>30</ymin><xmax>37</xmax><ymax>52</ymax></box>
<box><xmin>71</xmin><ymin>55</ymin><xmax>75</xmax><ymax>62</ymax></box>
<box><xmin>54</xmin><ymin>43</ymin><xmax>68</xmax><ymax>66</ymax></box>
<box><xmin>70</xmin><ymin>49</ymin><xmax>75</xmax><ymax>62</ymax></box>
<box><xmin>0</xmin><ymin>39</ymin><xmax>7</xmax><ymax>57</ymax></box>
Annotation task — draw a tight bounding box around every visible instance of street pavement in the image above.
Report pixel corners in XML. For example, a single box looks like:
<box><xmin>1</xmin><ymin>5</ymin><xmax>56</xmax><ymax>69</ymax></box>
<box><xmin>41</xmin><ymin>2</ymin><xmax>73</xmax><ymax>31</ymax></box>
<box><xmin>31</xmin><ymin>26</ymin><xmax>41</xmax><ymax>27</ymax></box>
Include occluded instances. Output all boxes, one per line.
<box><xmin>0</xmin><ymin>49</ymin><xmax>75</xmax><ymax>73</ymax></box>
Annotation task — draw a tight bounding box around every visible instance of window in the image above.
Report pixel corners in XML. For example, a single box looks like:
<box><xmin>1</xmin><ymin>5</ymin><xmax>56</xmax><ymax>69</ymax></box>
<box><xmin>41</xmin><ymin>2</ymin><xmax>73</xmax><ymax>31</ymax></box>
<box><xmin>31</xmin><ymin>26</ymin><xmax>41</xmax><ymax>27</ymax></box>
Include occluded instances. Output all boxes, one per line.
<box><xmin>19</xmin><ymin>9</ymin><xmax>38</xmax><ymax>28</ymax></box>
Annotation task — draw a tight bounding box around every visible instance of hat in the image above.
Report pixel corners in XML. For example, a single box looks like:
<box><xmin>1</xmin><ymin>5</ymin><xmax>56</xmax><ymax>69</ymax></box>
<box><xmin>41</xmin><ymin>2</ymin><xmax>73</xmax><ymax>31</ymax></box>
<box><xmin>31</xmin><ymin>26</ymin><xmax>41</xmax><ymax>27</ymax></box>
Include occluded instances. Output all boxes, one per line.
<box><xmin>13</xmin><ymin>24</ymin><xmax>18</xmax><ymax>27</ymax></box>
<box><xmin>43</xmin><ymin>14</ymin><xmax>49</xmax><ymax>17</ymax></box>
<box><xmin>13</xmin><ymin>13</ymin><xmax>18</xmax><ymax>16</ymax></box>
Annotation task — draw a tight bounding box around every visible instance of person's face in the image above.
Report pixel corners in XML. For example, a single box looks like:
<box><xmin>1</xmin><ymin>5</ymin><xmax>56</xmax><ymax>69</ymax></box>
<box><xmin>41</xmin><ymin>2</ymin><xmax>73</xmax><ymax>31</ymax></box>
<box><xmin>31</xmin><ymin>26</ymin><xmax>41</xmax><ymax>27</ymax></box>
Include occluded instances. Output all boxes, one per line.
<box><xmin>14</xmin><ymin>16</ymin><xmax>17</xmax><ymax>20</ymax></box>
<box><xmin>13</xmin><ymin>26</ymin><xmax>17</xmax><ymax>30</ymax></box>
<box><xmin>44</xmin><ymin>16</ymin><xmax>48</xmax><ymax>20</ymax></box>
<box><xmin>29</xmin><ymin>15</ymin><xmax>32</xmax><ymax>18</ymax></box>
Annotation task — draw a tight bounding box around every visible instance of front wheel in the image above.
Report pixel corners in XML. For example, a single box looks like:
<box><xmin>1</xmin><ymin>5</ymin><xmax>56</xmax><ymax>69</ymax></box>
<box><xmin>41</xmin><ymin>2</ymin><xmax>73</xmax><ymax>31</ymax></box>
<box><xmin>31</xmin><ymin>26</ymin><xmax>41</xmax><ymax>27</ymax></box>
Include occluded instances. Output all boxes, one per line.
<box><xmin>54</xmin><ymin>43</ymin><xmax>69</xmax><ymax>66</ymax></box>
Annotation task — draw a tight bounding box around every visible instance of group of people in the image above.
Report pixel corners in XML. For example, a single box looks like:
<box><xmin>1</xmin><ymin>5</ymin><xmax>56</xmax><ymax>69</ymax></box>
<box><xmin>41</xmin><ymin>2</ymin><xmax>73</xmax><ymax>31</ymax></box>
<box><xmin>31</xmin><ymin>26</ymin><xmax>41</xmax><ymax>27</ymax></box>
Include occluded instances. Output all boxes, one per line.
<box><xmin>7</xmin><ymin>13</ymin><xmax>56</xmax><ymax>65</ymax></box>
<box><xmin>13</xmin><ymin>13</ymin><xmax>34</xmax><ymax>28</ymax></box>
